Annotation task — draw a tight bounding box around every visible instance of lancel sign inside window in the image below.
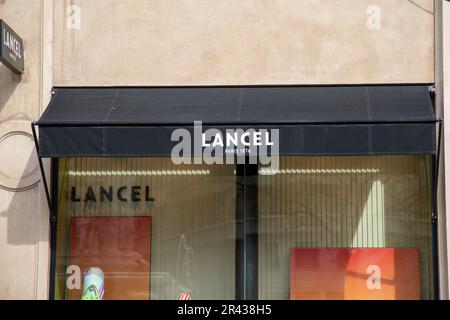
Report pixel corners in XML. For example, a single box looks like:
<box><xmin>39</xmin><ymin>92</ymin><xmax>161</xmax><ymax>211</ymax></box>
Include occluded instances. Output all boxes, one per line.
<box><xmin>0</xmin><ymin>20</ymin><xmax>24</xmax><ymax>74</ymax></box>
<box><xmin>70</xmin><ymin>185</ymin><xmax>155</xmax><ymax>204</ymax></box>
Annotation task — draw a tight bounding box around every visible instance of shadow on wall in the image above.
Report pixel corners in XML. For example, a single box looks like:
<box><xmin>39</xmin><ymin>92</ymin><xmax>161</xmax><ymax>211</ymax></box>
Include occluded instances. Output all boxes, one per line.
<box><xmin>0</xmin><ymin>61</ymin><xmax>44</xmax><ymax>245</ymax></box>
<box><xmin>0</xmin><ymin>141</ymin><xmax>47</xmax><ymax>245</ymax></box>
<box><xmin>0</xmin><ymin>63</ymin><xmax>21</xmax><ymax>114</ymax></box>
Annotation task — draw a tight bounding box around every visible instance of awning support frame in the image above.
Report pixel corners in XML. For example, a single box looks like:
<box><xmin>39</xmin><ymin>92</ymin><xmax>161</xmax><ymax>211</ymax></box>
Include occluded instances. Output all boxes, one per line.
<box><xmin>31</xmin><ymin>121</ymin><xmax>56</xmax><ymax>227</ymax></box>
<box><xmin>432</xmin><ymin>119</ymin><xmax>444</xmax><ymax>299</ymax></box>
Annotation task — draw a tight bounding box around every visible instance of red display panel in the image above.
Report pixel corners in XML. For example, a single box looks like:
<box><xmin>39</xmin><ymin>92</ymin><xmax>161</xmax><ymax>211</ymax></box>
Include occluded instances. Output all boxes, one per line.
<box><xmin>68</xmin><ymin>216</ymin><xmax>151</xmax><ymax>300</ymax></box>
<box><xmin>290</xmin><ymin>248</ymin><xmax>420</xmax><ymax>300</ymax></box>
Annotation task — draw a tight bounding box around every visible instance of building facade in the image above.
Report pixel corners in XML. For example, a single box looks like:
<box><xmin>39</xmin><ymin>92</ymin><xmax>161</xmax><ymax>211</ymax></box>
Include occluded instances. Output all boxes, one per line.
<box><xmin>0</xmin><ymin>0</ymin><xmax>449</xmax><ymax>300</ymax></box>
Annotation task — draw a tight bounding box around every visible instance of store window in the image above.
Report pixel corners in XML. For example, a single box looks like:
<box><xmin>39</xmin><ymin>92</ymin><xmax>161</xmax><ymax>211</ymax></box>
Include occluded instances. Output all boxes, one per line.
<box><xmin>54</xmin><ymin>157</ymin><xmax>236</xmax><ymax>300</ymax></box>
<box><xmin>258</xmin><ymin>156</ymin><xmax>434</xmax><ymax>300</ymax></box>
<box><xmin>53</xmin><ymin>155</ymin><xmax>435</xmax><ymax>300</ymax></box>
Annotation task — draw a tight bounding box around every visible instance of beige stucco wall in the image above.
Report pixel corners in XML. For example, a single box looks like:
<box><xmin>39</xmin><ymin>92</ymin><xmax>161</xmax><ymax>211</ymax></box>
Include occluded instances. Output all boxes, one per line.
<box><xmin>0</xmin><ymin>0</ymin><xmax>51</xmax><ymax>299</ymax></box>
<box><xmin>53</xmin><ymin>0</ymin><xmax>435</xmax><ymax>86</ymax></box>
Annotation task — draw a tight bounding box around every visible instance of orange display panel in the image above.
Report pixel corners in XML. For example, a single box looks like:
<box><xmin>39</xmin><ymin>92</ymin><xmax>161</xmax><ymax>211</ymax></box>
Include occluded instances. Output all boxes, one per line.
<box><xmin>68</xmin><ymin>216</ymin><xmax>151</xmax><ymax>300</ymax></box>
<box><xmin>290</xmin><ymin>248</ymin><xmax>420</xmax><ymax>300</ymax></box>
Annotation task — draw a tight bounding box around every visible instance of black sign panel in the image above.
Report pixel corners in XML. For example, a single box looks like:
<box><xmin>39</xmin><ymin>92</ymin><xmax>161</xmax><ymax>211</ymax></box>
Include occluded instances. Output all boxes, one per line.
<box><xmin>0</xmin><ymin>20</ymin><xmax>24</xmax><ymax>74</ymax></box>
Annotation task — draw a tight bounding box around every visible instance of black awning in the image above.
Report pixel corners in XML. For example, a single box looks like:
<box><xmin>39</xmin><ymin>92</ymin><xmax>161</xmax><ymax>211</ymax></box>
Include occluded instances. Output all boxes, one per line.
<box><xmin>35</xmin><ymin>86</ymin><xmax>437</xmax><ymax>157</ymax></box>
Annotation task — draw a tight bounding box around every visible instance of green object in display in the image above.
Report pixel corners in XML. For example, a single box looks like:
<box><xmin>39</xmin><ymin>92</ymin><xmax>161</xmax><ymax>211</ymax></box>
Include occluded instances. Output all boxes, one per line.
<box><xmin>81</xmin><ymin>284</ymin><xmax>101</xmax><ymax>300</ymax></box>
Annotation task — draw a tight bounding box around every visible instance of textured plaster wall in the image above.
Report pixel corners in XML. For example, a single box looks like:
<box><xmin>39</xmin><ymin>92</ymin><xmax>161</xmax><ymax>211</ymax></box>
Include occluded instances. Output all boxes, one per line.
<box><xmin>53</xmin><ymin>0</ymin><xmax>435</xmax><ymax>86</ymax></box>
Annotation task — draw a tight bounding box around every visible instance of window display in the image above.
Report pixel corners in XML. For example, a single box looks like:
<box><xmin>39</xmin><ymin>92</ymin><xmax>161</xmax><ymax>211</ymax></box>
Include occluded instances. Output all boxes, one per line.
<box><xmin>55</xmin><ymin>158</ymin><xmax>236</xmax><ymax>300</ymax></box>
<box><xmin>53</xmin><ymin>155</ymin><xmax>435</xmax><ymax>300</ymax></box>
<box><xmin>258</xmin><ymin>156</ymin><xmax>434</xmax><ymax>300</ymax></box>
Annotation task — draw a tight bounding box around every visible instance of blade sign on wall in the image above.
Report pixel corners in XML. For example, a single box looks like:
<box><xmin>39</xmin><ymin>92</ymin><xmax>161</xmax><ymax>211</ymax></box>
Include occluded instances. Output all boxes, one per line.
<box><xmin>0</xmin><ymin>20</ymin><xmax>24</xmax><ymax>74</ymax></box>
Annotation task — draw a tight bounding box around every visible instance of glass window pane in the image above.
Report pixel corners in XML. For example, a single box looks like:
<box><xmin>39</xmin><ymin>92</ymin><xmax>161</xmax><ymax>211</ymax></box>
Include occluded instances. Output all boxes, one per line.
<box><xmin>54</xmin><ymin>157</ymin><xmax>236</xmax><ymax>300</ymax></box>
<box><xmin>52</xmin><ymin>155</ymin><xmax>435</xmax><ymax>300</ymax></box>
<box><xmin>258</xmin><ymin>155</ymin><xmax>434</xmax><ymax>300</ymax></box>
